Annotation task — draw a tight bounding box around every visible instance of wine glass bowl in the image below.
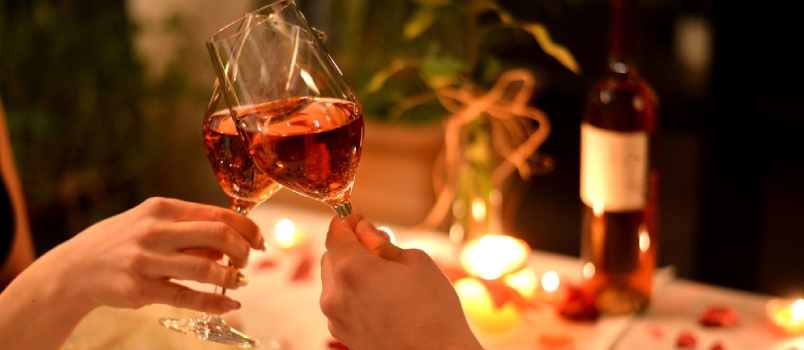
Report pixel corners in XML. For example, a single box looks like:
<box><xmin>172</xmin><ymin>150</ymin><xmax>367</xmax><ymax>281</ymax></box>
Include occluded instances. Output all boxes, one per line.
<box><xmin>235</xmin><ymin>96</ymin><xmax>363</xmax><ymax>213</ymax></box>
<box><xmin>203</xmin><ymin>80</ymin><xmax>281</xmax><ymax>215</ymax></box>
<box><xmin>208</xmin><ymin>0</ymin><xmax>363</xmax><ymax>218</ymax></box>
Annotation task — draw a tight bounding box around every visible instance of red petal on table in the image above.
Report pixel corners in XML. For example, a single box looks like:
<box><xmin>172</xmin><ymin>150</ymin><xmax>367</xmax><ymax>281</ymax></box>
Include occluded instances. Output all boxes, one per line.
<box><xmin>557</xmin><ymin>285</ymin><xmax>599</xmax><ymax>322</ymax></box>
<box><xmin>538</xmin><ymin>333</ymin><xmax>574</xmax><ymax>349</ymax></box>
<box><xmin>644</xmin><ymin>324</ymin><xmax>663</xmax><ymax>340</ymax></box>
<box><xmin>290</xmin><ymin>253</ymin><xmax>314</xmax><ymax>282</ymax></box>
<box><xmin>700</xmin><ymin>305</ymin><xmax>739</xmax><ymax>327</ymax></box>
<box><xmin>676</xmin><ymin>331</ymin><xmax>697</xmax><ymax>348</ymax></box>
<box><xmin>480</xmin><ymin>278</ymin><xmax>535</xmax><ymax>310</ymax></box>
<box><xmin>327</xmin><ymin>339</ymin><xmax>350</xmax><ymax>349</ymax></box>
<box><xmin>711</xmin><ymin>342</ymin><xmax>726</xmax><ymax>350</ymax></box>
<box><xmin>255</xmin><ymin>258</ymin><xmax>277</xmax><ymax>271</ymax></box>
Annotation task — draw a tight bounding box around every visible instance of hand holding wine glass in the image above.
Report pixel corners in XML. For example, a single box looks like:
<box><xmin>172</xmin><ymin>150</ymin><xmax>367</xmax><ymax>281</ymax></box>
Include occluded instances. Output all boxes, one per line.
<box><xmin>207</xmin><ymin>0</ymin><xmax>364</xmax><ymax>218</ymax></box>
<box><xmin>157</xmin><ymin>79</ymin><xmax>280</xmax><ymax>347</ymax></box>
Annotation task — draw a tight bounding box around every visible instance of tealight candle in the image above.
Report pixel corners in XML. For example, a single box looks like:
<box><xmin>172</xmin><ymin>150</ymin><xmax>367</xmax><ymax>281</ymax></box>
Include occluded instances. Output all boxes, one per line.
<box><xmin>767</xmin><ymin>298</ymin><xmax>804</xmax><ymax>335</ymax></box>
<box><xmin>536</xmin><ymin>270</ymin><xmax>567</xmax><ymax>304</ymax></box>
<box><xmin>274</xmin><ymin>218</ymin><xmax>305</xmax><ymax>249</ymax></box>
<box><xmin>454</xmin><ymin>235</ymin><xmax>533</xmax><ymax>334</ymax></box>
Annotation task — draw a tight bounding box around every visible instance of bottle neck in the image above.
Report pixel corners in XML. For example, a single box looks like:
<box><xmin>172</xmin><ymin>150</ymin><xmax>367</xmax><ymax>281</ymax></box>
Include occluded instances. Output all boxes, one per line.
<box><xmin>607</xmin><ymin>0</ymin><xmax>638</xmax><ymax>67</ymax></box>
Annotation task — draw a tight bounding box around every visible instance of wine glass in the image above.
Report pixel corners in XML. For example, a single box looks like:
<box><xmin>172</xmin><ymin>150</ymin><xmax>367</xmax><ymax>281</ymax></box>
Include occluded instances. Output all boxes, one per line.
<box><xmin>207</xmin><ymin>0</ymin><xmax>363</xmax><ymax>218</ymax></box>
<box><xmin>157</xmin><ymin>78</ymin><xmax>280</xmax><ymax>347</ymax></box>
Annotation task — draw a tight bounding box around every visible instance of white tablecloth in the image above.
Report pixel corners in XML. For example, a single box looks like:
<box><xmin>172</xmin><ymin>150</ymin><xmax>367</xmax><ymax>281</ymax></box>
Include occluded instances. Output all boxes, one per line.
<box><xmin>64</xmin><ymin>202</ymin><xmax>804</xmax><ymax>350</ymax></box>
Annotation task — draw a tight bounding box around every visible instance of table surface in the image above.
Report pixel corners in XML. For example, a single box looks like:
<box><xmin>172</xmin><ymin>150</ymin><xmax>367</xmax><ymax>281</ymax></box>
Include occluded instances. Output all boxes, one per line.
<box><xmin>63</xmin><ymin>203</ymin><xmax>804</xmax><ymax>350</ymax></box>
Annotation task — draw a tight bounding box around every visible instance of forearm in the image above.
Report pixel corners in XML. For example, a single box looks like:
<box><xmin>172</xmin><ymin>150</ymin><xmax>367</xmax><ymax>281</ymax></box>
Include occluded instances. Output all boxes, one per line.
<box><xmin>0</xmin><ymin>252</ymin><xmax>98</xmax><ymax>349</ymax></box>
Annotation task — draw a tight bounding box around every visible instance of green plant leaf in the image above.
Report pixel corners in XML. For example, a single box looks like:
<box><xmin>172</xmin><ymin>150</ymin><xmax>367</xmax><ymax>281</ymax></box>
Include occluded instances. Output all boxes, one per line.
<box><xmin>404</xmin><ymin>7</ymin><xmax>438</xmax><ymax>40</ymax></box>
<box><xmin>522</xmin><ymin>23</ymin><xmax>581</xmax><ymax>74</ymax></box>
<box><xmin>421</xmin><ymin>52</ymin><xmax>468</xmax><ymax>89</ymax></box>
<box><xmin>362</xmin><ymin>59</ymin><xmax>411</xmax><ymax>95</ymax></box>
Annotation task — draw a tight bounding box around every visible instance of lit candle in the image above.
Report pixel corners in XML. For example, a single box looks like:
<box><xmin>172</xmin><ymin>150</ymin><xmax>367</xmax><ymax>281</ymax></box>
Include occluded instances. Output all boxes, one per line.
<box><xmin>767</xmin><ymin>298</ymin><xmax>804</xmax><ymax>335</ymax></box>
<box><xmin>454</xmin><ymin>235</ymin><xmax>533</xmax><ymax>334</ymax></box>
<box><xmin>273</xmin><ymin>218</ymin><xmax>305</xmax><ymax>249</ymax></box>
<box><xmin>537</xmin><ymin>270</ymin><xmax>567</xmax><ymax>304</ymax></box>
<box><xmin>460</xmin><ymin>234</ymin><xmax>530</xmax><ymax>280</ymax></box>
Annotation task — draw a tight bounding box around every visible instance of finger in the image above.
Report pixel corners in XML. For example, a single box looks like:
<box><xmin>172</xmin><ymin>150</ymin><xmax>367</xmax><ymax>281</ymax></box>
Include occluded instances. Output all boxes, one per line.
<box><xmin>150</xmin><ymin>198</ymin><xmax>264</xmax><ymax>250</ymax></box>
<box><xmin>150</xmin><ymin>221</ymin><xmax>252</xmax><ymax>268</ymax></box>
<box><xmin>353</xmin><ymin>220</ymin><xmax>404</xmax><ymax>260</ymax></box>
<box><xmin>155</xmin><ymin>280</ymin><xmax>242</xmax><ymax>314</ymax></box>
<box><xmin>182</xmin><ymin>248</ymin><xmax>224</xmax><ymax>261</ymax></box>
<box><xmin>324</xmin><ymin>216</ymin><xmax>360</xmax><ymax>250</ymax></box>
<box><xmin>147</xmin><ymin>254</ymin><xmax>247</xmax><ymax>290</ymax></box>
<box><xmin>343</xmin><ymin>213</ymin><xmax>364</xmax><ymax>231</ymax></box>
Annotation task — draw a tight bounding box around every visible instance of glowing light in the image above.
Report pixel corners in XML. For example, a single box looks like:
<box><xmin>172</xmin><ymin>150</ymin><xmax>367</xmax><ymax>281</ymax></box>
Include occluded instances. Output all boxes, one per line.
<box><xmin>504</xmin><ymin>268</ymin><xmax>538</xmax><ymax>299</ymax></box>
<box><xmin>460</xmin><ymin>235</ymin><xmax>530</xmax><ymax>280</ymax></box>
<box><xmin>449</xmin><ymin>224</ymin><xmax>465</xmax><ymax>243</ymax></box>
<box><xmin>377</xmin><ymin>226</ymin><xmax>395</xmax><ymax>244</ymax></box>
<box><xmin>541</xmin><ymin>270</ymin><xmax>560</xmax><ymax>293</ymax></box>
<box><xmin>794</xmin><ymin>300</ymin><xmax>804</xmax><ymax>322</ymax></box>
<box><xmin>274</xmin><ymin>218</ymin><xmax>302</xmax><ymax>249</ymax></box>
<box><xmin>583</xmin><ymin>262</ymin><xmax>596</xmax><ymax>279</ymax></box>
<box><xmin>593</xmin><ymin>201</ymin><xmax>604</xmax><ymax>216</ymax></box>
<box><xmin>767</xmin><ymin>298</ymin><xmax>804</xmax><ymax>335</ymax></box>
<box><xmin>471</xmin><ymin>198</ymin><xmax>487</xmax><ymax>222</ymax></box>
<box><xmin>639</xmin><ymin>227</ymin><xmax>651</xmax><ymax>253</ymax></box>
<box><xmin>455</xmin><ymin>277</ymin><xmax>522</xmax><ymax>333</ymax></box>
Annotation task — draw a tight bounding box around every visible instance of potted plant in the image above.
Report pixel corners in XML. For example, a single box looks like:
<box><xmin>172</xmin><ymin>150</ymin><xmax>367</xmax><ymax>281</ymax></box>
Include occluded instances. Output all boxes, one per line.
<box><xmin>290</xmin><ymin>0</ymin><xmax>579</xmax><ymax>228</ymax></box>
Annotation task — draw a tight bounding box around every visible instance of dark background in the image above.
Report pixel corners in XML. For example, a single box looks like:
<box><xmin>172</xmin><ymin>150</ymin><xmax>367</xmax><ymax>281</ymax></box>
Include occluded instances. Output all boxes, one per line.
<box><xmin>502</xmin><ymin>0</ymin><xmax>804</xmax><ymax>297</ymax></box>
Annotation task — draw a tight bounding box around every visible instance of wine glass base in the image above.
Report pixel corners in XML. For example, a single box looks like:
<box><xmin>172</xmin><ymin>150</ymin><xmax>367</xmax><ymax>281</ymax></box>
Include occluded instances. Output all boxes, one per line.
<box><xmin>159</xmin><ymin>317</ymin><xmax>260</xmax><ymax>348</ymax></box>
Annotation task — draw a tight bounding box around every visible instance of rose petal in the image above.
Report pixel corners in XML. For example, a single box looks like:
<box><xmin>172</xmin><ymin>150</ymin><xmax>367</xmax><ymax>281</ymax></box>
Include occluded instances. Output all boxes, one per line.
<box><xmin>676</xmin><ymin>331</ymin><xmax>696</xmax><ymax>348</ymax></box>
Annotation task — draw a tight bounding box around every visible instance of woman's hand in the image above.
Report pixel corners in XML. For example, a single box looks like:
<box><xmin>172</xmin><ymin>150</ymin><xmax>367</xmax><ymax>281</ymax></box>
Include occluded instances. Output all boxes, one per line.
<box><xmin>46</xmin><ymin>197</ymin><xmax>265</xmax><ymax>314</ymax></box>
<box><xmin>320</xmin><ymin>215</ymin><xmax>483</xmax><ymax>350</ymax></box>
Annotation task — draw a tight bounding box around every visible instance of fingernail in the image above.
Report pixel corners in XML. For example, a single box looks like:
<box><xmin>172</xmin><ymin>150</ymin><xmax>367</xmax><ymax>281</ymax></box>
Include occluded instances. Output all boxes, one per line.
<box><xmin>221</xmin><ymin>299</ymin><xmax>241</xmax><ymax>310</ymax></box>
<box><xmin>236</xmin><ymin>273</ymin><xmax>249</xmax><ymax>287</ymax></box>
<box><xmin>259</xmin><ymin>236</ymin><xmax>268</xmax><ymax>251</ymax></box>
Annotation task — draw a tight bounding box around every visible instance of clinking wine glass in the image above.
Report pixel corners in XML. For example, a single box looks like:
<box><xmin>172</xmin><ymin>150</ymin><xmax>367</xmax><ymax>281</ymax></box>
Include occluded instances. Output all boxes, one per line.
<box><xmin>158</xmin><ymin>78</ymin><xmax>280</xmax><ymax>347</ymax></box>
<box><xmin>207</xmin><ymin>0</ymin><xmax>363</xmax><ymax>219</ymax></box>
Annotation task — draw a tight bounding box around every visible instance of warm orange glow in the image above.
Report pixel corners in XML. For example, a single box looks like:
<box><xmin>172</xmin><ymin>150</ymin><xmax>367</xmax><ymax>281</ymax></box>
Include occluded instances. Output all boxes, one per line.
<box><xmin>471</xmin><ymin>198</ymin><xmax>487</xmax><ymax>222</ymax></box>
<box><xmin>593</xmin><ymin>201</ymin><xmax>604</xmax><ymax>216</ymax></box>
<box><xmin>460</xmin><ymin>235</ymin><xmax>531</xmax><ymax>280</ymax></box>
<box><xmin>274</xmin><ymin>218</ymin><xmax>303</xmax><ymax>249</ymax></box>
<box><xmin>454</xmin><ymin>277</ymin><xmax>522</xmax><ymax>333</ymax></box>
<box><xmin>541</xmin><ymin>270</ymin><xmax>560</xmax><ymax>293</ymax></box>
<box><xmin>504</xmin><ymin>268</ymin><xmax>538</xmax><ymax>299</ymax></box>
<box><xmin>583</xmin><ymin>262</ymin><xmax>596</xmax><ymax>279</ymax></box>
<box><xmin>767</xmin><ymin>298</ymin><xmax>804</xmax><ymax>335</ymax></box>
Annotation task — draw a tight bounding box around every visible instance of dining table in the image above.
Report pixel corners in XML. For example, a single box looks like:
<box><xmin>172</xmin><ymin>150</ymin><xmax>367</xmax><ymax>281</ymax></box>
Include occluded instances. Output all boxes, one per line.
<box><xmin>62</xmin><ymin>202</ymin><xmax>804</xmax><ymax>350</ymax></box>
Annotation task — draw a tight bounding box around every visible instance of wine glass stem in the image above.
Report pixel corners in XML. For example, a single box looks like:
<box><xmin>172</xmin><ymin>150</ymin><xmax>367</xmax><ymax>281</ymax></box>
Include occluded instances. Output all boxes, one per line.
<box><xmin>332</xmin><ymin>201</ymin><xmax>353</xmax><ymax>218</ymax></box>
<box><xmin>218</xmin><ymin>206</ymin><xmax>251</xmax><ymax>296</ymax></box>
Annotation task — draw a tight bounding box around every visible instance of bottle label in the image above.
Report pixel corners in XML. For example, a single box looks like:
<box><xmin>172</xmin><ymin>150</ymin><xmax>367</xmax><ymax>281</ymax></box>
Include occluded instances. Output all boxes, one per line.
<box><xmin>580</xmin><ymin>122</ymin><xmax>648</xmax><ymax>212</ymax></box>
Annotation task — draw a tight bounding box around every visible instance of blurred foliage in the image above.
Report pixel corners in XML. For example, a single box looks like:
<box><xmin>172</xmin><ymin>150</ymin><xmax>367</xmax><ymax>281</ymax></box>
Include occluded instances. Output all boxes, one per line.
<box><xmin>294</xmin><ymin>0</ymin><xmax>579</xmax><ymax>125</ymax></box>
<box><xmin>0</xmin><ymin>0</ymin><xmax>175</xmax><ymax>237</ymax></box>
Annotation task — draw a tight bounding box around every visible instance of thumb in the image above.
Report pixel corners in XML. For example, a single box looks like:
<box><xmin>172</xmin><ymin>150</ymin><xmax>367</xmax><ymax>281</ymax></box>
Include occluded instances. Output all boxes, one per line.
<box><xmin>354</xmin><ymin>220</ymin><xmax>404</xmax><ymax>260</ymax></box>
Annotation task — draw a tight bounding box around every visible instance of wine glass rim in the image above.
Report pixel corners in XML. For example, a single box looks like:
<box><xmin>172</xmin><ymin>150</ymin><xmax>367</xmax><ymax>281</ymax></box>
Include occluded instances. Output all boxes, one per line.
<box><xmin>206</xmin><ymin>0</ymin><xmax>292</xmax><ymax>45</ymax></box>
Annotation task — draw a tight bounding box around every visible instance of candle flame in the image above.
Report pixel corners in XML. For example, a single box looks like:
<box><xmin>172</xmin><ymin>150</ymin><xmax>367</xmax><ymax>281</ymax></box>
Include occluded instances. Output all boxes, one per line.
<box><xmin>592</xmin><ymin>201</ymin><xmax>604</xmax><ymax>216</ymax></box>
<box><xmin>541</xmin><ymin>270</ymin><xmax>560</xmax><ymax>293</ymax></box>
<box><xmin>471</xmin><ymin>198</ymin><xmax>487</xmax><ymax>222</ymax></box>
<box><xmin>274</xmin><ymin>218</ymin><xmax>297</xmax><ymax>249</ymax></box>
<box><xmin>460</xmin><ymin>235</ymin><xmax>530</xmax><ymax>280</ymax></box>
<box><xmin>639</xmin><ymin>225</ymin><xmax>650</xmax><ymax>253</ymax></box>
<box><xmin>793</xmin><ymin>299</ymin><xmax>804</xmax><ymax>322</ymax></box>
<box><xmin>582</xmin><ymin>262</ymin><xmax>596</xmax><ymax>279</ymax></box>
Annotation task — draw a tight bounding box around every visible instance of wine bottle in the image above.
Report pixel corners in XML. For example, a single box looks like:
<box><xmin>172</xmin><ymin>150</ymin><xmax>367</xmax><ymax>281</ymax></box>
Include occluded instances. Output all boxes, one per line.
<box><xmin>579</xmin><ymin>0</ymin><xmax>660</xmax><ymax>315</ymax></box>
